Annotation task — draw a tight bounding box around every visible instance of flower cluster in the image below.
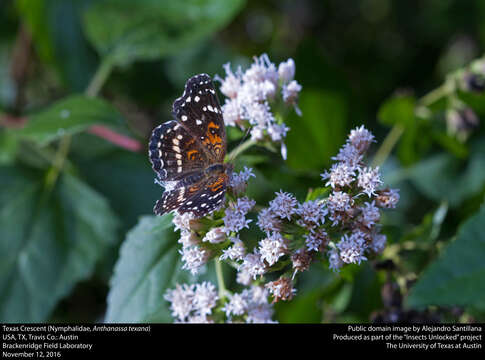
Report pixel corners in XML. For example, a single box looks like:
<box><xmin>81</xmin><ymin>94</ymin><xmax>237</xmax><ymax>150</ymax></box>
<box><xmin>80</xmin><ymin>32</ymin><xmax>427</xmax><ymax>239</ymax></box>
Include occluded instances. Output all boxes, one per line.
<box><xmin>165</xmin><ymin>126</ymin><xmax>399</xmax><ymax>323</ymax></box>
<box><xmin>161</xmin><ymin>53</ymin><xmax>399</xmax><ymax>323</ymax></box>
<box><xmin>164</xmin><ymin>282</ymin><xmax>276</xmax><ymax>323</ymax></box>
<box><xmin>164</xmin><ymin>282</ymin><xmax>219</xmax><ymax>323</ymax></box>
<box><xmin>216</xmin><ymin>54</ymin><xmax>302</xmax><ymax>160</ymax></box>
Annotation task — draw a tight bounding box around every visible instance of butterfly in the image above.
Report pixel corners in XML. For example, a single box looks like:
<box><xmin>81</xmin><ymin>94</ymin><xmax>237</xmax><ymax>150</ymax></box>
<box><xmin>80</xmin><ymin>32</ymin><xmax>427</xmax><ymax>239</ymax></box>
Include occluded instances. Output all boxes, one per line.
<box><xmin>148</xmin><ymin>73</ymin><xmax>232</xmax><ymax>218</ymax></box>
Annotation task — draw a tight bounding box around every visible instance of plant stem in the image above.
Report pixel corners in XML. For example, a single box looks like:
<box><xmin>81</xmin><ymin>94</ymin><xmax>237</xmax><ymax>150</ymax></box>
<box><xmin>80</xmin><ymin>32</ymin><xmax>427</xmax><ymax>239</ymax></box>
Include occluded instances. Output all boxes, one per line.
<box><xmin>44</xmin><ymin>134</ymin><xmax>72</xmax><ymax>192</ymax></box>
<box><xmin>418</xmin><ymin>78</ymin><xmax>454</xmax><ymax>107</ymax></box>
<box><xmin>215</xmin><ymin>258</ymin><xmax>227</xmax><ymax>299</ymax></box>
<box><xmin>227</xmin><ymin>138</ymin><xmax>256</xmax><ymax>161</ymax></box>
<box><xmin>371</xmin><ymin>124</ymin><xmax>404</xmax><ymax>167</ymax></box>
<box><xmin>43</xmin><ymin>58</ymin><xmax>113</xmax><ymax>191</ymax></box>
<box><xmin>85</xmin><ymin>58</ymin><xmax>113</xmax><ymax>98</ymax></box>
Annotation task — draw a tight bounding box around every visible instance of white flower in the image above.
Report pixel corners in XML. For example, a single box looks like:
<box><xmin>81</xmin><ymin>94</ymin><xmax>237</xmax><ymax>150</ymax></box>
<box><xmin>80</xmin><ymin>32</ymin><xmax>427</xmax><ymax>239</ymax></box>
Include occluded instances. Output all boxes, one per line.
<box><xmin>348</xmin><ymin>125</ymin><xmax>375</xmax><ymax>153</ymax></box>
<box><xmin>240</xmin><ymin>251</ymin><xmax>267</xmax><ymax>279</ymax></box>
<box><xmin>357</xmin><ymin>166</ymin><xmax>382</xmax><ymax>197</ymax></box>
<box><xmin>325</xmin><ymin>162</ymin><xmax>357</xmax><ymax>189</ymax></box>
<box><xmin>267</xmin><ymin>122</ymin><xmax>289</xmax><ymax>142</ymax></box>
<box><xmin>243</xmin><ymin>54</ymin><xmax>278</xmax><ymax>86</ymax></box>
<box><xmin>218</xmin><ymin>63</ymin><xmax>242</xmax><ymax>99</ymax></box>
<box><xmin>337</xmin><ymin>231</ymin><xmax>368</xmax><ymax>265</ymax></box>
<box><xmin>220</xmin><ymin>236</ymin><xmax>246</xmax><ymax>261</ymax></box>
<box><xmin>236</xmin><ymin>267</ymin><xmax>253</xmax><ymax>286</ymax></box>
<box><xmin>278</xmin><ymin>58</ymin><xmax>295</xmax><ymax>83</ymax></box>
<box><xmin>202</xmin><ymin>227</ymin><xmax>226</xmax><ymax>244</ymax></box>
<box><xmin>269</xmin><ymin>190</ymin><xmax>298</xmax><ymax>220</ymax></box>
<box><xmin>173</xmin><ymin>212</ymin><xmax>196</xmax><ymax>232</ymax></box>
<box><xmin>244</xmin><ymin>101</ymin><xmax>274</xmax><ymax>127</ymax></box>
<box><xmin>193</xmin><ymin>282</ymin><xmax>219</xmax><ymax>316</ymax></box>
<box><xmin>327</xmin><ymin>191</ymin><xmax>354</xmax><ymax>214</ymax></box>
<box><xmin>258</xmin><ymin>232</ymin><xmax>287</xmax><ymax>266</ymax></box>
<box><xmin>178</xmin><ymin>230</ymin><xmax>199</xmax><ymax>248</ymax></box>
<box><xmin>216</xmin><ymin>54</ymin><xmax>302</xmax><ymax>161</ymax></box>
<box><xmin>250</xmin><ymin>125</ymin><xmax>265</xmax><ymax>141</ymax></box>
<box><xmin>282</xmin><ymin>80</ymin><xmax>302</xmax><ymax>103</ymax></box>
<box><xmin>222</xmin><ymin>98</ymin><xmax>242</xmax><ymax>127</ymax></box>
<box><xmin>164</xmin><ymin>284</ymin><xmax>195</xmax><ymax>322</ymax></box>
<box><xmin>186</xmin><ymin>314</ymin><xmax>213</xmax><ymax>323</ymax></box>
<box><xmin>222</xmin><ymin>293</ymin><xmax>248</xmax><ymax>318</ymax></box>
<box><xmin>180</xmin><ymin>246</ymin><xmax>209</xmax><ymax>275</ymax></box>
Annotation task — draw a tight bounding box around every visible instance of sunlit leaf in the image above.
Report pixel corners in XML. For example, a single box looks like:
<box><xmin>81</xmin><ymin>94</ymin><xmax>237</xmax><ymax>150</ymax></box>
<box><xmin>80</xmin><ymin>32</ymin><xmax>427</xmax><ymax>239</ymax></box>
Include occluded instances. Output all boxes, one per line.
<box><xmin>13</xmin><ymin>95</ymin><xmax>123</xmax><ymax>146</ymax></box>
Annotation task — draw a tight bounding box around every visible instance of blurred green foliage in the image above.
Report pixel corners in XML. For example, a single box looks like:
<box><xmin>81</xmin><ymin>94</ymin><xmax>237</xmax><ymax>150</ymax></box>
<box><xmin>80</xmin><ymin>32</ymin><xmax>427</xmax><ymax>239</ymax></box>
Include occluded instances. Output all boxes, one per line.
<box><xmin>0</xmin><ymin>0</ymin><xmax>484</xmax><ymax>323</ymax></box>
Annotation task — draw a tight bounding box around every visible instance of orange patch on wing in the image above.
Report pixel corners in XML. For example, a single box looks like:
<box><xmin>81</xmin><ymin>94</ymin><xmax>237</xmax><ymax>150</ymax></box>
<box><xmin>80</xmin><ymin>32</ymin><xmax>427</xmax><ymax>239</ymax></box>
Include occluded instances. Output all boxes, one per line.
<box><xmin>207</xmin><ymin>122</ymin><xmax>222</xmax><ymax>148</ymax></box>
<box><xmin>187</xmin><ymin>149</ymin><xmax>198</xmax><ymax>160</ymax></box>
<box><xmin>189</xmin><ymin>185</ymin><xmax>200</xmax><ymax>193</ymax></box>
<box><xmin>209</xmin><ymin>174</ymin><xmax>227</xmax><ymax>192</ymax></box>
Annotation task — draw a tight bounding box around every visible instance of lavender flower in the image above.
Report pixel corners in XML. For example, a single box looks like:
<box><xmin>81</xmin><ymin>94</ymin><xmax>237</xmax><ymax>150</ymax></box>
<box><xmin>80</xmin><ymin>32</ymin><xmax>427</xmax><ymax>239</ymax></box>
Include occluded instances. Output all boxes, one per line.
<box><xmin>269</xmin><ymin>190</ymin><xmax>298</xmax><ymax>220</ymax></box>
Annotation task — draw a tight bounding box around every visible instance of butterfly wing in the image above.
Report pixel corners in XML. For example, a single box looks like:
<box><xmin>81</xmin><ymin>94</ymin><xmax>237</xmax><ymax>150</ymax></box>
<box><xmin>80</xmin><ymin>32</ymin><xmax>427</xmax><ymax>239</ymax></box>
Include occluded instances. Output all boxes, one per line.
<box><xmin>172</xmin><ymin>73</ymin><xmax>226</xmax><ymax>163</ymax></box>
<box><xmin>154</xmin><ymin>171</ymin><xmax>228</xmax><ymax>217</ymax></box>
<box><xmin>149</xmin><ymin>120</ymin><xmax>208</xmax><ymax>183</ymax></box>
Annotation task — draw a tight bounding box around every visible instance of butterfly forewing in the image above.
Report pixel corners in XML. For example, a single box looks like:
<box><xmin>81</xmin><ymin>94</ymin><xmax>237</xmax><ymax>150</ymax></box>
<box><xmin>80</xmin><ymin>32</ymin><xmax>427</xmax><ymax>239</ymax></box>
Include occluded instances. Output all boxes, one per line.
<box><xmin>172</xmin><ymin>73</ymin><xmax>226</xmax><ymax>163</ymax></box>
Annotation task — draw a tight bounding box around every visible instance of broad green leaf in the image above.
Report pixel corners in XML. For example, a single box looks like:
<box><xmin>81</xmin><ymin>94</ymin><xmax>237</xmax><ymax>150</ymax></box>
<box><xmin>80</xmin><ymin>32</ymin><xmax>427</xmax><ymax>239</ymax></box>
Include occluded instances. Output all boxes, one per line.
<box><xmin>105</xmin><ymin>215</ymin><xmax>189</xmax><ymax>323</ymax></box>
<box><xmin>13</xmin><ymin>95</ymin><xmax>124</xmax><ymax>146</ymax></box>
<box><xmin>0</xmin><ymin>167</ymin><xmax>119</xmax><ymax>322</ymax></box>
<box><xmin>83</xmin><ymin>0</ymin><xmax>245</xmax><ymax>67</ymax></box>
<box><xmin>286</xmin><ymin>90</ymin><xmax>347</xmax><ymax>171</ymax></box>
<box><xmin>406</xmin><ymin>204</ymin><xmax>485</xmax><ymax>309</ymax></box>
<box><xmin>72</xmin><ymin>146</ymin><xmax>162</xmax><ymax>233</ymax></box>
<box><xmin>407</xmin><ymin>140</ymin><xmax>485</xmax><ymax>207</ymax></box>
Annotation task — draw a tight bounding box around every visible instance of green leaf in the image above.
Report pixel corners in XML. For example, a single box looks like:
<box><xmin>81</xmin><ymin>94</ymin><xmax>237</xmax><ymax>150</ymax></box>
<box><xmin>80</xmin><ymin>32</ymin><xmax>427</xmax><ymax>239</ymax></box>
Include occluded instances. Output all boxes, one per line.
<box><xmin>378</xmin><ymin>95</ymin><xmax>416</xmax><ymax>127</ymax></box>
<box><xmin>406</xmin><ymin>204</ymin><xmax>485</xmax><ymax>309</ymax></box>
<box><xmin>456</xmin><ymin>89</ymin><xmax>485</xmax><ymax>116</ymax></box>
<box><xmin>407</xmin><ymin>140</ymin><xmax>485</xmax><ymax>207</ymax></box>
<box><xmin>286</xmin><ymin>90</ymin><xmax>347</xmax><ymax>171</ymax></box>
<box><xmin>17</xmin><ymin>0</ymin><xmax>98</xmax><ymax>91</ymax></box>
<box><xmin>83</xmin><ymin>0</ymin><xmax>245</xmax><ymax>67</ymax></box>
<box><xmin>0</xmin><ymin>167</ymin><xmax>119</xmax><ymax>322</ymax></box>
<box><xmin>106</xmin><ymin>215</ymin><xmax>190</xmax><ymax>323</ymax></box>
<box><xmin>13</xmin><ymin>95</ymin><xmax>123</xmax><ymax>146</ymax></box>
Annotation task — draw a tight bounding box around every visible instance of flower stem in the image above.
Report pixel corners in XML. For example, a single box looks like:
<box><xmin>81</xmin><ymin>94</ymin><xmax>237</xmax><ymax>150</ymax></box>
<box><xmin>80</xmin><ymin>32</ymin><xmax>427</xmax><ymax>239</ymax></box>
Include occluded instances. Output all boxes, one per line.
<box><xmin>227</xmin><ymin>139</ymin><xmax>257</xmax><ymax>162</ymax></box>
<box><xmin>215</xmin><ymin>258</ymin><xmax>227</xmax><ymax>300</ymax></box>
<box><xmin>371</xmin><ymin>124</ymin><xmax>404</xmax><ymax>167</ymax></box>
<box><xmin>85</xmin><ymin>57</ymin><xmax>114</xmax><ymax>98</ymax></box>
